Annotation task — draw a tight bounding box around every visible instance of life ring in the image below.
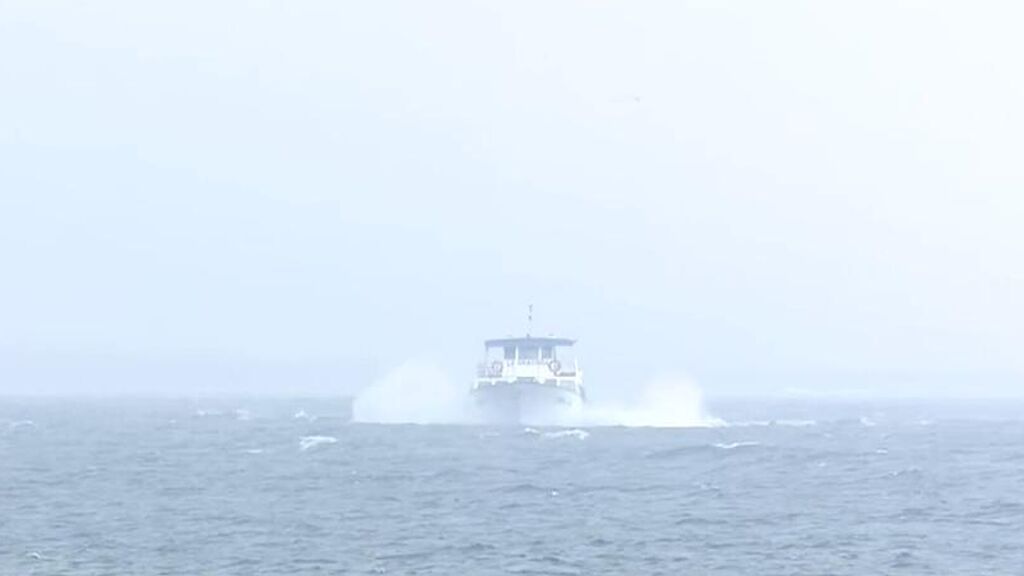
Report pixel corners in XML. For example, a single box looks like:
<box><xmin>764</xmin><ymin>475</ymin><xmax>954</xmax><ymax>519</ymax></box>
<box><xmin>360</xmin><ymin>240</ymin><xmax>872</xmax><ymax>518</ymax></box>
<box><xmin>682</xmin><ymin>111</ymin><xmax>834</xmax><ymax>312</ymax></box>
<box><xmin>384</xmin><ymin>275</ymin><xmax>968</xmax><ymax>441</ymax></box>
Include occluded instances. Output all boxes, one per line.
<box><xmin>490</xmin><ymin>360</ymin><xmax>503</xmax><ymax>375</ymax></box>
<box><xmin>548</xmin><ymin>360</ymin><xmax>561</xmax><ymax>374</ymax></box>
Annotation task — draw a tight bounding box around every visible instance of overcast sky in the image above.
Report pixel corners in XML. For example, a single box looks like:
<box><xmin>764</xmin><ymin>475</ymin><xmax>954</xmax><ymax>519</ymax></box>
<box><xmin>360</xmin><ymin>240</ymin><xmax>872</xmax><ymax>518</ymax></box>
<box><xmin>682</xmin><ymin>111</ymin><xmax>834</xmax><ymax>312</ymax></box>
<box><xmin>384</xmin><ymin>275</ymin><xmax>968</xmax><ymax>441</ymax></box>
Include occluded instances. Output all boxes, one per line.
<box><xmin>2</xmin><ymin>1</ymin><xmax>1022</xmax><ymax>397</ymax></box>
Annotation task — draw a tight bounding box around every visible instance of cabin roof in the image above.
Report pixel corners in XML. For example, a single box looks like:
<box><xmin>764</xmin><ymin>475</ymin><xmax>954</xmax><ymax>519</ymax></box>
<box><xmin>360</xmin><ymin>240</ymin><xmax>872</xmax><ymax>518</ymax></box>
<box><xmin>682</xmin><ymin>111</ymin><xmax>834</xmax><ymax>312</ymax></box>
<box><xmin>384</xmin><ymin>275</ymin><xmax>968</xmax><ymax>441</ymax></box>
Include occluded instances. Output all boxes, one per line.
<box><xmin>484</xmin><ymin>336</ymin><xmax>576</xmax><ymax>348</ymax></box>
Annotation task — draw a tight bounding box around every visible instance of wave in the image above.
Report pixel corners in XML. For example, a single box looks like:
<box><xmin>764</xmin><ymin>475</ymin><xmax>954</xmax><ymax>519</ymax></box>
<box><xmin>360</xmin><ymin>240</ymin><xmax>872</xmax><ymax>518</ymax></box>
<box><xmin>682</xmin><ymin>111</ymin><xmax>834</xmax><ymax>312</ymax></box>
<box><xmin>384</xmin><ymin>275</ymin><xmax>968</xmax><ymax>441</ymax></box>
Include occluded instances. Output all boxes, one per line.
<box><xmin>729</xmin><ymin>419</ymin><xmax>817</xmax><ymax>428</ymax></box>
<box><xmin>299</xmin><ymin>436</ymin><xmax>337</xmax><ymax>451</ymax></box>
<box><xmin>293</xmin><ymin>410</ymin><xmax>316</xmax><ymax>421</ymax></box>
<box><xmin>712</xmin><ymin>441</ymin><xmax>761</xmax><ymax>450</ymax></box>
<box><xmin>645</xmin><ymin>441</ymin><xmax>762</xmax><ymax>459</ymax></box>
<box><xmin>775</xmin><ymin>419</ymin><xmax>817</xmax><ymax>427</ymax></box>
<box><xmin>888</xmin><ymin>466</ymin><xmax>923</xmax><ymax>478</ymax></box>
<box><xmin>644</xmin><ymin>445</ymin><xmax>707</xmax><ymax>459</ymax></box>
<box><xmin>498</xmin><ymin>482</ymin><xmax>557</xmax><ymax>495</ymax></box>
<box><xmin>542</xmin><ymin>429</ymin><xmax>590</xmax><ymax>440</ymax></box>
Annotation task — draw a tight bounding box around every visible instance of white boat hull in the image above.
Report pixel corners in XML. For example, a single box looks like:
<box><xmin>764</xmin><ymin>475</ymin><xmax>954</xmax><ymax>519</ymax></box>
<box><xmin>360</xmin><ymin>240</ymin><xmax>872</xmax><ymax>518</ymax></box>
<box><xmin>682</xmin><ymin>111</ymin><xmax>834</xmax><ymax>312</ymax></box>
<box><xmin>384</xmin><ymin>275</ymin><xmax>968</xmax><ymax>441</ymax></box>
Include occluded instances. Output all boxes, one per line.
<box><xmin>472</xmin><ymin>381</ymin><xmax>584</xmax><ymax>425</ymax></box>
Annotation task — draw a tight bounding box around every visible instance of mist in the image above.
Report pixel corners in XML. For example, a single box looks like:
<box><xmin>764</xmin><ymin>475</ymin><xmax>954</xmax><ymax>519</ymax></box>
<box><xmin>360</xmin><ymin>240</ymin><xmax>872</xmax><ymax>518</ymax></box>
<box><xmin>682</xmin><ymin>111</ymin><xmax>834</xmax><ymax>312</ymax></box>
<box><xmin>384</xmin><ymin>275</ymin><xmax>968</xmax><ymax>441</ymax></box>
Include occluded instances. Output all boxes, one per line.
<box><xmin>2</xmin><ymin>1</ymin><xmax>1023</xmax><ymax>399</ymax></box>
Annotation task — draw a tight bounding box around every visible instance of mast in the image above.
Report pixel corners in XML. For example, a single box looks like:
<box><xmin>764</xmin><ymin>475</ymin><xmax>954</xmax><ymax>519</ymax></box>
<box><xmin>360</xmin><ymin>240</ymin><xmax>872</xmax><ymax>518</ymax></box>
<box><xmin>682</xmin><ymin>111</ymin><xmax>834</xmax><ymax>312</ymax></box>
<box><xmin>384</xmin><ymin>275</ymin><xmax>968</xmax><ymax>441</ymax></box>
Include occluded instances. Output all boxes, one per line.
<box><xmin>527</xmin><ymin>304</ymin><xmax>533</xmax><ymax>338</ymax></box>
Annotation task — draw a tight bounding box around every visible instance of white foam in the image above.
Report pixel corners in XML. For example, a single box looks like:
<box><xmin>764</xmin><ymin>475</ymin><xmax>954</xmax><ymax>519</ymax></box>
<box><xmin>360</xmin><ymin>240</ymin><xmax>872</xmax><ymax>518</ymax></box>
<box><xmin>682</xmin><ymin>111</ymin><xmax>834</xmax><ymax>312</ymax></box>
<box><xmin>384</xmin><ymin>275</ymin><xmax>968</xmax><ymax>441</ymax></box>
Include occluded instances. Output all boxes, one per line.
<box><xmin>519</xmin><ymin>428</ymin><xmax>589</xmax><ymax>439</ymax></box>
<box><xmin>728</xmin><ymin>420</ymin><xmax>771</xmax><ymax>427</ymax></box>
<box><xmin>243</xmin><ymin>448</ymin><xmax>264</xmax><ymax>455</ymax></box>
<box><xmin>543</xmin><ymin>429</ymin><xmax>590</xmax><ymax>440</ymax></box>
<box><xmin>293</xmin><ymin>410</ymin><xmax>316</xmax><ymax>421</ymax></box>
<box><xmin>8</xmin><ymin>420</ymin><xmax>36</xmax><ymax>430</ymax></box>
<box><xmin>859</xmin><ymin>416</ymin><xmax>878</xmax><ymax>427</ymax></box>
<box><xmin>773</xmin><ymin>419</ymin><xmax>817</xmax><ymax>427</ymax></box>
<box><xmin>713</xmin><ymin>441</ymin><xmax>760</xmax><ymax>450</ymax></box>
<box><xmin>299</xmin><ymin>435</ymin><xmax>338</xmax><ymax>451</ymax></box>
<box><xmin>352</xmin><ymin>366</ymin><xmax>720</xmax><ymax>428</ymax></box>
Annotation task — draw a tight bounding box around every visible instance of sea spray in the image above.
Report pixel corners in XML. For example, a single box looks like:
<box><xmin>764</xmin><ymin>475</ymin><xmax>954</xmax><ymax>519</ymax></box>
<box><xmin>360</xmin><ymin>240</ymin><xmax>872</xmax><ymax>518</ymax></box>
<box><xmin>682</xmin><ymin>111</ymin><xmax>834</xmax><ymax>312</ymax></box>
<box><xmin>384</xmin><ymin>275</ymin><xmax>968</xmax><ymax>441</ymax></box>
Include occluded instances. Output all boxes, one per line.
<box><xmin>352</xmin><ymin>360</ymin><xmax>475</xmax><ymax>424</ymax></box>
<box><xmin>581</xmin><ymin>376</ymin><xmax>722</xmax><ymax>428</ymax></box>
<box><xmin>353</xmin><ymin>365</ymin><xmax>719</xmax><ymax>427</ymax></box>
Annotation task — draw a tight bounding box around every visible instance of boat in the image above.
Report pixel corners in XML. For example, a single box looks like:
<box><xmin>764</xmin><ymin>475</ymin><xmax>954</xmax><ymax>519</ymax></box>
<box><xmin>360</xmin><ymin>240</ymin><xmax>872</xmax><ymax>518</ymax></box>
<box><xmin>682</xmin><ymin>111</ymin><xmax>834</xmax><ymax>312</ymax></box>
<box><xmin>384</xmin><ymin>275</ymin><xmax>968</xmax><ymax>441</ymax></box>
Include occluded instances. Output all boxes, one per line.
<box><xmin>471</xmin><ymin>314</ymin><xmax>585</xmax><ymax>424</ymax></box>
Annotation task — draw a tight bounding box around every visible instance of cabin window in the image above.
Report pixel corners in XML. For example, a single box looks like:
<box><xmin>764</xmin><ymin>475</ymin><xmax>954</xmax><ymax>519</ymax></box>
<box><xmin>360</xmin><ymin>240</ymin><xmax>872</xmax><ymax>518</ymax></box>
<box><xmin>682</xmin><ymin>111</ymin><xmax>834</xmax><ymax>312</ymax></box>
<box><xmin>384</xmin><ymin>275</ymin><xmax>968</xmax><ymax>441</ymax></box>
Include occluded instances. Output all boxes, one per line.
<box><xmin>504</xmin><ymin>346</ymin><xmax>516</xmax><ymax>361</ymax></box>
<box><xmin>541</xmin><ymin>346</ymin><xmax>554</xmax><ymax>360</ymax></box>
<box><xmin>518</xmin><ymin>346</ymin><xmax>538</xmax><ymax>361</ymax></box>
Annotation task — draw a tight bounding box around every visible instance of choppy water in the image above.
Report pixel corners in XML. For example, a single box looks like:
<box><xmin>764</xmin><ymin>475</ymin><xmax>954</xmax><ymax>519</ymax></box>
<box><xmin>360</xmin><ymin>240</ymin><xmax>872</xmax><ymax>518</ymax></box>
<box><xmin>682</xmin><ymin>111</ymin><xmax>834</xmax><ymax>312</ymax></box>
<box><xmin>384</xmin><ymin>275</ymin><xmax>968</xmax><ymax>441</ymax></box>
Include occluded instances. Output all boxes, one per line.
<box><xmin>2</xmin><ymin>398</ymin><xmax>1023</xmax><ymax>575</ymax></box>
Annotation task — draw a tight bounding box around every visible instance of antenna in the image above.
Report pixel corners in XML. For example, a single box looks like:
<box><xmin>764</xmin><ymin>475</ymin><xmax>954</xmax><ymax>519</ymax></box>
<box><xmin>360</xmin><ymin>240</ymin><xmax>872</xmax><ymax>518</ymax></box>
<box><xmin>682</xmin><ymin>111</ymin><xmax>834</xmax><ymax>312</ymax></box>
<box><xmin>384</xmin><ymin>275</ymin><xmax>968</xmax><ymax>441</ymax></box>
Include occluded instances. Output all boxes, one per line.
<box><xmin>527</xmin><ymin>304</ymin><xmax>533</xmax><ymax>337</ymax></box>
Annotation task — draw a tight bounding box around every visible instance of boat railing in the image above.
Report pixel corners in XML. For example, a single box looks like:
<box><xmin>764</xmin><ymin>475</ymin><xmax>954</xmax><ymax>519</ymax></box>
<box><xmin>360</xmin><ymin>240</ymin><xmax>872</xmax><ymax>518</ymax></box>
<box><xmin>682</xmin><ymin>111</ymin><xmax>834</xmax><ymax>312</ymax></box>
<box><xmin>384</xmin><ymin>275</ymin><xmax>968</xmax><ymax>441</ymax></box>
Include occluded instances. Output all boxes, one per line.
<box><xmin>477</xmin><ymin>363</ymin><xmax>579</xmax><ymax>377</ymax></box>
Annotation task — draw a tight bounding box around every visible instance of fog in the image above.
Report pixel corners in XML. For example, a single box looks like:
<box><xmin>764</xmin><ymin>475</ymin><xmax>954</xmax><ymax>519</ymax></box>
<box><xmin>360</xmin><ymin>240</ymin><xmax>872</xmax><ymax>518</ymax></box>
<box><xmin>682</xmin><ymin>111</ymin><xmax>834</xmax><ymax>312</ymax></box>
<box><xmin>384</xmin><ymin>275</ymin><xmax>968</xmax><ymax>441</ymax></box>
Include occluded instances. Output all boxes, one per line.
<box><xmin>2</xmin><ymin>1</ymin><xmax>1022</xmax><ymax>399</ymax></box>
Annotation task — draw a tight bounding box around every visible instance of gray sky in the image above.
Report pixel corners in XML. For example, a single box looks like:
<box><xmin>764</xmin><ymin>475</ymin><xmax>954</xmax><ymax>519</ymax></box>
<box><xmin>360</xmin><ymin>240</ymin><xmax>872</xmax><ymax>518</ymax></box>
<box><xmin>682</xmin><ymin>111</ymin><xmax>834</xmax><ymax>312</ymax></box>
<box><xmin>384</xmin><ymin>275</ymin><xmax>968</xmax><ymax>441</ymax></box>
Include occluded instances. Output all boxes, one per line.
<box><xmin>2</xmin><ymin>1</ymin><xmax>1022</xmax><ymax>398</ymax></box>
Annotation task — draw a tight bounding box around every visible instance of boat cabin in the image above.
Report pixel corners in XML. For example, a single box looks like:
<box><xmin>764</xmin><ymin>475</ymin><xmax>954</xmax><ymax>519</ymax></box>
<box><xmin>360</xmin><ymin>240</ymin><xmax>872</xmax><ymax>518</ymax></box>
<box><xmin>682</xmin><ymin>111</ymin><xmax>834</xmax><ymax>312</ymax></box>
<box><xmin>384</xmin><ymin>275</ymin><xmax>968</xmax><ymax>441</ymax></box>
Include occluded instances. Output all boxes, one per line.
<box><xmin>479</xmin><ymin>336</ymin><xmax>578</xmax><ymax>376</ymax></box>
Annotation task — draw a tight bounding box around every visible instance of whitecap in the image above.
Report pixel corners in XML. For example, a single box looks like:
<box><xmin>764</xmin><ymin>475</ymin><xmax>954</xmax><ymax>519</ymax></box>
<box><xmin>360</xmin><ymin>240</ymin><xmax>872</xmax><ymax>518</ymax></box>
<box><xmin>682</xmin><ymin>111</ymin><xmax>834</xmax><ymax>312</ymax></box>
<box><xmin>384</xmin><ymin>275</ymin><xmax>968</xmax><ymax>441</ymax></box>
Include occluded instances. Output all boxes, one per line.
<box><xmin>293</xmin><ymin>410</ymin><xmax>316</xmax><ymax>421</ymax></box>
<box><xmin>859</xmin><ymin>416</ymin><xmax>878</xmax><ymax>427</ymax></box>
<box><xmin>773</xmin><ymin>419</ymin><xmax>817</xmax><ymax>427</ymax></box>
<box><xmin>8</xmin><ymin>420</ymin><xmax>36</xmax><ymax>430</ymax></box>
<box><xmin>522</xmin><ymin>427</ymin><xmax>542</xmax><ymax>435</ymax></box>
<box><xmin>728</xmin><ymin>420</ymin><xmax>771</xmax><ymax>428</ymax></box>
<box><xmin>234</xmin><ymin>409</ymin><xmax>252</xmax><ymax>421</ymax></box>
<box><xmin>543</xmin><ymin>429</ymin><xmax>590</xmax><ymax>440</ymax></box>
<box><xmin>713</xmin><ymin>441</ymin><xmax>760</xmax><ymax>450</ymax></box>
<box><xmin>243</xmin><ymin>448</ymin><xmax>264</xmax><ymax>455</ymax></box>
<box><xmin>299</xmin><ymin>436</ymin><xmax>338</xmax><ymax>451</ymax></box>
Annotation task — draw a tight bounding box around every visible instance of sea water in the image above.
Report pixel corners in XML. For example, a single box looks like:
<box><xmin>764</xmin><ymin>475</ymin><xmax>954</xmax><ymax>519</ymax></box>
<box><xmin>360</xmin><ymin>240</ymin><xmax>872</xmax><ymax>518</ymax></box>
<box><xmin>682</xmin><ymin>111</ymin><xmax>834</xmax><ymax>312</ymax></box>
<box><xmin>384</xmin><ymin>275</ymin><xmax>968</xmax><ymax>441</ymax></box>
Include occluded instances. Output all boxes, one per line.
<box><xmin>2</xmin><ymin>397</ymin><xmax>1023</xmax><ymax>575</ymax></box>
